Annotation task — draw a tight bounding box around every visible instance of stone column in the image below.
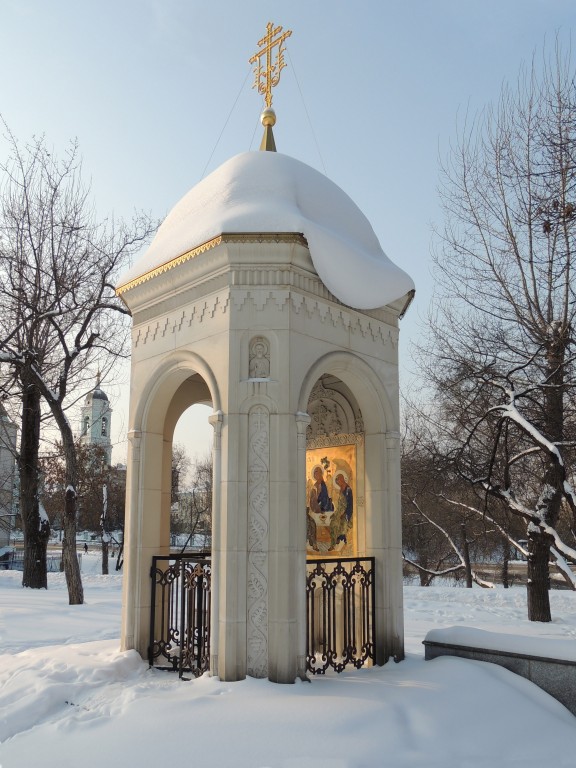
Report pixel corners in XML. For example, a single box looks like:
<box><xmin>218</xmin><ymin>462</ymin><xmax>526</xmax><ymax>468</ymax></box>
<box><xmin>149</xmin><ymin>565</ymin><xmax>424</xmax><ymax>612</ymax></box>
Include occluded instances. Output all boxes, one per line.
<box><xmin>385</xmin><ymin>430</ymin><xmax>404</xmax><ymax>661</ymax></box>
<box><xmin>216</xmin><ymin>411</ymin><xmax>248</xmax><ymax>681</ymax></box>
<box><xmin>295</xmin><ymin>411</ymin><xmax>311</xmax><ymax>678</ymax></box>
<box><xmin>364</xmin><ymin>430</ymin><xmax>388</xmax><ymax>666</ymax></box>
<box><xmin>120</xmin><ymin>429</ymin><xmax>141</xmax><ymax>652</ymax></box>
<box><xmin>208</xmin><ymin>410</ymin><xmax>223</xmax><ymax>676</ymax></box>
<box><xmin>267</xmin><ymin>411</ymin><xmax>300</xmax><ymax>683</ymax></box>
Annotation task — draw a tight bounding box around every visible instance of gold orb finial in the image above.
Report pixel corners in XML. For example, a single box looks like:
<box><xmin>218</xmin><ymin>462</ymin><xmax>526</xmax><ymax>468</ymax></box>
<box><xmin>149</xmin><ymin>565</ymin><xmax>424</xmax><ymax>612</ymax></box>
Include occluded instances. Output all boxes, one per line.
<box><xmin>260</xmin><ymin>107</ymin><xmax>276</xmax><ymax>127</ymax></box>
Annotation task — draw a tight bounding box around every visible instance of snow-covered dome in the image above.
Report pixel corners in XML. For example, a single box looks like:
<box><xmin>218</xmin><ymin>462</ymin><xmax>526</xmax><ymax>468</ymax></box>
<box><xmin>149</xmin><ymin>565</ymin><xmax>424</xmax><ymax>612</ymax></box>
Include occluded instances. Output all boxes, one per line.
<box><xmin>85</xmin><ymin>385</ymin><xmax>108</xmax><ymax>403</ymax></box>
<box><xmin>118</xmin><ymin>151</ymin><xmax>414</xmax><ymax>311</ymax></box>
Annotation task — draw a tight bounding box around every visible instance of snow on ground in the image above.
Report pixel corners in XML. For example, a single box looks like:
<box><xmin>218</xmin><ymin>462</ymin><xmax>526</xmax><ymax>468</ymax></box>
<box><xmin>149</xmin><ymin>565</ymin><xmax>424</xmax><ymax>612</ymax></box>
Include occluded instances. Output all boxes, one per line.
<box><xmin>1</xmin><ymin>553</ymin><xmax>576</xmax><ymax>767</ymax></box>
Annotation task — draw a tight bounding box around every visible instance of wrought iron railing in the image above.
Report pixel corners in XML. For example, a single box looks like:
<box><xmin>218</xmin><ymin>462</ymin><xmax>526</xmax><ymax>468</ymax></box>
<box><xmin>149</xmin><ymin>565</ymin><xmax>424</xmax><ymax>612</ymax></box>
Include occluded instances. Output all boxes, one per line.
<box><xmin>2</xmin><ymin>549</ymin><xmax>79</xmax><ymax>572</ymax></box>
<box><xmin>306</xmin><ymin>557</ymin><xmax>375</xmax><ymax>675</ymax></box>
<box><xmin>149</xmin><ymin>553</ymin><xmax>211</xmax><ymax>679</ymax></box>
<box><xmin>149</xmin><ymin>553</ymin><xmax>375</xmax><ymax>679</ymax></box>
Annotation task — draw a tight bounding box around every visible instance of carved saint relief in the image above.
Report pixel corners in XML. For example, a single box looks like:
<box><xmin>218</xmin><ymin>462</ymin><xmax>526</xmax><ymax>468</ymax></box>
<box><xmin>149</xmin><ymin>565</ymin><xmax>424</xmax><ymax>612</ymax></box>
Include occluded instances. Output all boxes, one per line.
<box><xmin>249</xmin><ymin>337</ymin><xmax>270</xmax><ymax>378</ymax></box>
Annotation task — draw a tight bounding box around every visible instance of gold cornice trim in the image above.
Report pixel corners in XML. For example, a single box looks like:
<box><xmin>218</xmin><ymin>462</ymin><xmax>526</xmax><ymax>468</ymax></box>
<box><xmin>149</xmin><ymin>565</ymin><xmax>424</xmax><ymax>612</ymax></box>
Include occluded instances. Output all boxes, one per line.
<box><xmin>116</xmin><ymin>236</ymin><xmax>222</xmax><ymax>295</ymax></box>
<box><xmin>116</xmin><ymin>232</ymin><xmax>309</xmax><ymax>296</ymax></box>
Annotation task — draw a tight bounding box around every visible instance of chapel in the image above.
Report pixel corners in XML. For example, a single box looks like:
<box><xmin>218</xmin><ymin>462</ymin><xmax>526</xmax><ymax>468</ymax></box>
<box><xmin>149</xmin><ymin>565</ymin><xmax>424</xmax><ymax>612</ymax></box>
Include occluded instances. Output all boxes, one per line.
<box><xmin>117</xmin><ymin>23</ymin><xmax>414</xmax><ymax>683</ymax></box>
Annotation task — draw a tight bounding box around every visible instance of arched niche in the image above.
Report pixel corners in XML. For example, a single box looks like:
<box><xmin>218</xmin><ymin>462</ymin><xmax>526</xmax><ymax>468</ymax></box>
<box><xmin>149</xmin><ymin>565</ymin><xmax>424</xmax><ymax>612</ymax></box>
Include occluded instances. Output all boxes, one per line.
<box><xmin>121</xmin><ymin>354</ymin><xmax>220</xmax><ymax>656</ymax></box>
<box><xmin>305</xmin><ymin>374</ymin><xmax>366</xmax><ymax>558</ymax></box>
<box><xmin>298</xmin><ymin>352</ymin><xmax>403</xmax><ymax>664</ymax></box>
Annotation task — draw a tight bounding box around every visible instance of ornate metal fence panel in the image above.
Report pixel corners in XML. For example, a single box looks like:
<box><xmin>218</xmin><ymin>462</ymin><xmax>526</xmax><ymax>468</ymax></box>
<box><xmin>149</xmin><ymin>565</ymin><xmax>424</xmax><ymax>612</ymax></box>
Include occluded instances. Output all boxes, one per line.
<box><xmin>306</xmin><ymin>557</ymin><xmax>375</xmax><ymax>675</ymax></box>
<box><xmin>150</xmin><ymin>554</ymin><xmax>372</xmax><ymax>679</ymax></box>
<box><xmin>149</xmin><ymin>554</ymin><xmax>211</xmax><ymax>679</ymax></box>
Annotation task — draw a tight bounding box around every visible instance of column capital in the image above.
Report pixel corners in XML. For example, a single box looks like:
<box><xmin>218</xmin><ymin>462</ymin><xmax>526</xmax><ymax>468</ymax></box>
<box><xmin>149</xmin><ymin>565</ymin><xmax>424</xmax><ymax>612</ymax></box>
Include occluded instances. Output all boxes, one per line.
<box><xmin>209</xmin><ymin>410</ymin><xmax>224</xmax><ymax>450</ymax></box>
<box><xmin>209</xmin><ymin>410</ymin><xmax>224</xmax><ymax>429</ymax></box>
<box><xmin>385</xmin><ymin>431</ymin><xmax>401</xmax><ymax>448</ymax></box>
<box><xmin>295</xmin><ymin>410</ymin><xmax>311</xmax><ymax>428</ymax></box>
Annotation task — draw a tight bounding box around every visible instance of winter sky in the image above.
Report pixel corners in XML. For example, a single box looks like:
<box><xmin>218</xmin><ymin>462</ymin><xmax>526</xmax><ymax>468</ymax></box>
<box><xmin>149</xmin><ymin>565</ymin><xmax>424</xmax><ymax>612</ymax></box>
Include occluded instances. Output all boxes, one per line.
<box><xmin>0</xmin><ymin>0</ymin><xmax>574</xmax><ymax>466</ymax></box>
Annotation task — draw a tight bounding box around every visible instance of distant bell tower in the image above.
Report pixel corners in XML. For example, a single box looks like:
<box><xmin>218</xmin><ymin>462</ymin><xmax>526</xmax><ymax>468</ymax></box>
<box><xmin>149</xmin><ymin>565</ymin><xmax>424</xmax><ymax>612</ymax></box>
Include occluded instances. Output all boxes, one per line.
<box><xmin>79</xmin><ymin>375</ymin><xmax>113</xmax><ymax>466</ymax></box>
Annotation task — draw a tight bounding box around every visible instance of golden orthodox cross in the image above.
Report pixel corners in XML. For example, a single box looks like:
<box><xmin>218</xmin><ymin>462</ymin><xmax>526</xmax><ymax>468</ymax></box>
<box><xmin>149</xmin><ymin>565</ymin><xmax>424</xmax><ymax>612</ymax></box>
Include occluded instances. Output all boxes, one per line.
<box><xmin>249</xmin><ymin>22</ymin><xmax>292</xmax><ymax>108</ymax></box>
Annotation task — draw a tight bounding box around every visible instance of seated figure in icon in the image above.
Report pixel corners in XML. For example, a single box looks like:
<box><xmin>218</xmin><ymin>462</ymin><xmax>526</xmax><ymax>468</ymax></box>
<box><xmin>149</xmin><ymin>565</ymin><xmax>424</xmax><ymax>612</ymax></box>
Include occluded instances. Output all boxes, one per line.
<box><xmin>307</xmin><ymin>465</ymin><xmax>333</xmax><ymax>551</ymax></box>
<box><xmin>329</xmin><ymin>472</ymin><xmax>353</xmax><ymax>550</ymax></box>
<box><xmin>310</xmin><ymin>466</ymin><xmax>329</xmax><ymax>514</ymax></box>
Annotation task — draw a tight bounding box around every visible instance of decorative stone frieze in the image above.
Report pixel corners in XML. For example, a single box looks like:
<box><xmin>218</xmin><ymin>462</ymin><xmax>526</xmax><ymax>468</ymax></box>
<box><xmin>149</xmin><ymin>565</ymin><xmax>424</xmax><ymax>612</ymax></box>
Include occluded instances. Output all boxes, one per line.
<box><xmin>133</xmin><ymin>288</ymin><xmax>396</xmax><ymax>353</ymax></box>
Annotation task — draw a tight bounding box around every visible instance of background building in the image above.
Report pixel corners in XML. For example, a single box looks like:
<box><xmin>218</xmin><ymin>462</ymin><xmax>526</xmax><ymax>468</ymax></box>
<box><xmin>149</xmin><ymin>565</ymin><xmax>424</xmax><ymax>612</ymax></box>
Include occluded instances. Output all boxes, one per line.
<box><xmin>0</xmin><ymin>404</ymin><xmax>18</xmax><ymax>548</ymax></box>
<box><xmin>79</xmin><ymin>376</ymin><xmax>113</xmax><ymax>466</ymax></box>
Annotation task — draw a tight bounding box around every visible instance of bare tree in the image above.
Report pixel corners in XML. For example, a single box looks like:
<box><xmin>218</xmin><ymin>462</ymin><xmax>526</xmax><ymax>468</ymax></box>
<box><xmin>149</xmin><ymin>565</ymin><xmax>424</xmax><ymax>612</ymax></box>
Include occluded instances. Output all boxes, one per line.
<box><xmin>41</xmin><ymin>441</ymin><xmax>125</xmax><ymax>537</ymax></box>
<box><xmin>421</xmin><ymin>42</ymin><xmax>576</xmax><ymax>620</ymax></box>
<box><xmin>171</xmin><ymin>452</ymin><xmax>212</xmax><ymax>551</ymax></box>
<box><xmin>401</xmin><ymin>412</ymin><xmax>498</xmax><ymax>588</ymax></box>
<box><xmin>0</xmin><ymin>126</ymin><xmax>154</xmax><ymax>601</ymax></box>
<box><xmin>171</xmin><ymin>442</ymin><xmax>191</xmax><ymax>504</ymax></box>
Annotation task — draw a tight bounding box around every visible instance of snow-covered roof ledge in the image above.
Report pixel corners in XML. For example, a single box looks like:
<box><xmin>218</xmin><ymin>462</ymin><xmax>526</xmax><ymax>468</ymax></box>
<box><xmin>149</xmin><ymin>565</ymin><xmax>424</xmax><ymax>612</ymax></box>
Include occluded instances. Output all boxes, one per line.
<box><xmin>425</xmin><ymin>626</ymin><xmax>576</xmax><ymax>663</ymax></box>
<box><xmin>117</xmin><ymin>152</ymin><xmax>415</xmax><ymax>312</ymax></box>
